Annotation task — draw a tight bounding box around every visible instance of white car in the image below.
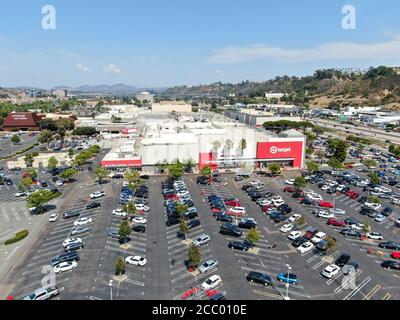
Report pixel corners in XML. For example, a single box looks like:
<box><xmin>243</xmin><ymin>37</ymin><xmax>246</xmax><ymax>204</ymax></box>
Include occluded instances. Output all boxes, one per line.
<box><xmin>229</xmin><ymin>207</ymin><xmax>246</xmax><ymax>215</ymax></box>
<box><xmin>311</xmin><ymin>232</ymin><xmax>326</xmax><ymax>244</ymax></box>
<box><xmin>112</xmin><ymin>209</ymin><xmax>127</xmax><ymax>217</ymax></box>
<box><xmin>308</xmin><ymin>194</ymin><xmax>323</xmax><ymax>201</ymax></box>
<box><xmin>297</xmin><ymin>241</ymin><xmax>314</xmax><ymax>254</ymax></box>
<box><xmin>56</xmin><ymin>180</ymin><xmax>63</xmax><ymax>186</ymax></box>
<box><xmin>288</xmin><ymin>214</ymin><xmax>302</xmax><ymax>223</ymax></box>
<box><xmin>250</xmin><ymin>180</ymin><xmax>261</xmax><ymax>186</ymax></box>
<box><xmin>280</xmin><ymin>224</ymin><xmax>294</xmax><ymax>233</ymax></box>
<box><xmin>201</xmin><ymin>275</ymin><xmax>222</xmax><ymax>290</ymax></box>
<box><xmin>329</xmin><ymin>208</ymin><xmax>346</xmax><ymax>215</ymax></box>
<box><xmin>273</xmin><ymin>199</ymin><xmax>285</xmax><ymax>206</ymax></box>
<box><xmin>321</xmin><ymin>185</ymin><xmax>330</xmax><ymax>191</ymax></box>
<box><xmin>350</xmin><ymin>223</ymin><xmax>364</xmax><ymax>231</ymax></box>
<box><xmin>15</xmin><ymin>192</ymin><xmax>26</xmax><ymax>197</ymax></box>
<box><xmin>135</xmin><ymin>204</ymin><xmax>150</xmax><ymax>212</ymax></box>
<box><xmin>125</xmin><ymin>256</ymin><xmax>147</xmax><ymax>266</ymax></box>
<box><xmin>336</xmin><ymin>185</ymin><xmax>346</xmax><ymax>192</ymax></box>
<box><xmin>319</xmin><ymin>211</ymin><xmax>334</xmax><ymax>219</ymax></box>
<box><xmin>74</xmin><ymin>217</ymin><xmax>93</xmax><ymax>226</ymax></box>
<box><xmin>257</xmin><ymin>199</ymin><xmax>272</xmax><ymax>207</ymax></box>
<box><xmin>54</xmin><ymin>261</ymin><xmax>77</xmax><ymax>274</ymax></box>
<box><xmin>131</xmin><ymin>217</ymin><xmax>147</xmax><ymax>224</ymax></box>
<box><xmin>364</xmin><ymin>202</ymin><xmax>382</xmax><ymax>211</ymax></box>
<box><xmin>49</xmin><ymin>214</ymin><xmax>58</xmax><ymax>222</ymax></box>
<box><xmin>392</xmin><ymin>198</ymin><xmax>400</xmax><ymax>206</ymax></box>
<box><xmin>62</xmin><ymin>238</ymin><xmax>83</xmax><ymax>248</ymax></box>
<box><xmin>321</xmin><ymin>264</ymin><xmax>341</xmax><ymax>279</ymax></box>
<box><xmin>287</xmin><ymin>231</ymin><xmax>302</xmax><ymax>241</ymax></box>
<box><xmin>374</xmin><ymin>214</ymin><xmax>386</xmax><ymax>222</ymax></box>
<box><xmin>90</xmin><ymin>191</ymin><xmax>105</xmax><ymax>199</ymax></box>
<box><xmin>285</xmin><ymin>179</ymin><xmax>295</xmax><ymax>185</ymax></box>
<box><xmin>366</xmin><ymin>232</ymin><xmax>383</xmax><ymax>240</ymax></box>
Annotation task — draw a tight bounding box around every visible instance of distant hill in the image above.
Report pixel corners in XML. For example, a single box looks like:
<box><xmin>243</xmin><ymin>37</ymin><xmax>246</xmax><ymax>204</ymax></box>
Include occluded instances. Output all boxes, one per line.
<box><xmin>161</xmin><ymin>66</ymin><xmax>400</xmax><ymax>110</ymax></box>
<box><xmin>53</xmin><ymin>83</ymin><xmax>140</xmax><ymax>94</ymax></box>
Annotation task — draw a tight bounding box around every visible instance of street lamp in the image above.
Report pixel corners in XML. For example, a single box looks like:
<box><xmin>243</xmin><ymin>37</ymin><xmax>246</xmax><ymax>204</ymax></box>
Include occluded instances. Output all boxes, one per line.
<box><xmin>109</xmin><ymin>280</ymin><xmax>113</xmax><ymax>301</ymax></box>
<box><xmin>284</xmin><ymin>264</ymin><xmax>292</xmax><ymax>300</ymax></box>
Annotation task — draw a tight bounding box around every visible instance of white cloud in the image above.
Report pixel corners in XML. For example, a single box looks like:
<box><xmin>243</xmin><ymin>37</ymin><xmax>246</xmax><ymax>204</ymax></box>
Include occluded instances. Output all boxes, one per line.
<box><xmin>103</xmin><ymin>63</ymin><xmax>122</xmax><ymax>74</ymax></box>
<box><xmin>208</xmin><ymin>38</ymin><xmax>400</xmax><ymax>64</ymax></box>
<box><xmin>76</xmin><ymin>63</ymin><xmax>90</xmax><ymax>72</ymax></box>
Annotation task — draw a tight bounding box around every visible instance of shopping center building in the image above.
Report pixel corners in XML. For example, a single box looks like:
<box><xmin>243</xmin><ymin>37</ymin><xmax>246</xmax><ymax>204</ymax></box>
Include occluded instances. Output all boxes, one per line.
<box><xmin>100</xmin><ymin>114</ymin><xmax>306</xmax><ymax>173</ymax></box>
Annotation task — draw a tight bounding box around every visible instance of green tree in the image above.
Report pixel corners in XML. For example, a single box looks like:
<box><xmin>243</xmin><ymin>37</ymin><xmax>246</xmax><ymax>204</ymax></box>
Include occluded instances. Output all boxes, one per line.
<box><xmin>24</xmin><ymin>153</ymin><xmax>35</xmax><ymax>167</ymax></box>
<box><xmin>38</xmin><ymin>130</ymin><xmax>53</xmax><ymax>145</ymax></box>
<box><xmin>325</xmin><ymin>236</ymin><xmax>337</xmax><ymax>251</ymax></box>
<box><xmin>188</xmin><ymin>243</ymin><xmax>201</xmax><ymax>269</ymax></box>
<box><xmin>26</xmin><ymin>168</ymin><xmax>38</xmax><ymax>179</ymax></box>
<box><xmin>123</xmin><ymin>202</ymin><xmax>136</xmax><ymax>220</ymax></box>
<box><xmin>68</xmin><ymin>148</ymin><xmax>74</xmax><ymax>158</ymax></box>
<box><xmin>115</xmin><ymin>256</ymin><xmax>126</xmax><ymax>276</ymax></box>
<box><xmin>332</xmin><ymin>140</ymin><xmax>348</xmax><ymax>164</ymax></box>
<box><xmin>369</xmin><ymin>173</ymin><xmax>380</xmax><ymax>185</ymax></box>
<box><xmin>27</xmin><ymin>190</ymin><xmax>55</xmax><ymax>213</ymax></box>
<box><xmin>47</xmin><ymin>157</ymin><xmax>59</xmax><ymax>169</ymax></box>
<box><xmin>328</xmin><ymin>157</ymin><xmax>343</xmax><ymax>169</ymax></box>
<box><xmin>94</xmin><ymin>166</ymin><xmax>109</xmax><ymax>183</ymax></box>
<box><xmin>306</xmin><ymin>161</ymin><xmax>320</xmax><ymax>173</ymax></box>
<box><xmin>240</xmin><ymin>138</ymin><xmax>247</xmax><ymax>156</ymax></box>
<box><xmin>180</xmin><ymin>218</ymin><xmax>190</xmax><ymax>240</ymax></box>
<box><xmin>72</xmin><ymin>127</ymin><xmax>97</xmax><ymax>136</ymax></box>
<box><xmin>89</xmin><ymin>145</ymin><xmax>101</xmax><ymax>154</ymax></box>
<box><xmin>168</xmin><ymin>162</ymin><xmax>185</xmax><ymax>180</ymax></box>
<box><xmin>118</xmin><ymin>220</ymin><xmax>131</xmax><ymax>243</ymax></box>
<box><xmin>245</xmin><ymin>228</ymin><xmax>261</xmax><ymax>246</ymax></box>
<box><xmin>11</xmin><ymin>135</ymin><xmax>21</xmax><ymax>144</ymax></box>
<box><xmin>200</xmin><ymin>165</ymin><xmax>212</xmax><ymax>177</ymax></box>
<box><xmin>268</xmin><ymin>163</ymin><xmax>281</xmax><ymax>175</ymax></box>
<box><xmin>19</xmin><ymin>177</ymin><xmax>33</xmax><ymax>191</ymax></box>
<box><xmin>363</xmin><ymin>159</ymin><xmax>377</xmax><ymax>169</ymax></box>
<box><xmin>184</xmin><ymin>158</ymin><xmax>196</xmax><ymax>173</ymax></box>
<box><xmin>368</xmin><ymin>195</ymin><xmax>381</xmax><ymax>204</ymax></box>
<box><xmin>294</xmin><ymin>176</ymin><xmax>307</xmax><ymax>189</ymax></box>
<box><xmin>315</xmin><ymin>150</ymin><xmax>325</xmax><ymax>159</ymax></box>
<box><xmin>176</xmin><ymin>203</ymin><xmax>188</xmax><ymax>218</ymax></box>
<box><xmin>59</xmin><ymin>168</ymin><xmax>78</xmax><ymax>182</ymax></box>
<box><xmin>124</xmin><ymin>170</ymin><xmax>141</xmax><ymax>191</ymax></box>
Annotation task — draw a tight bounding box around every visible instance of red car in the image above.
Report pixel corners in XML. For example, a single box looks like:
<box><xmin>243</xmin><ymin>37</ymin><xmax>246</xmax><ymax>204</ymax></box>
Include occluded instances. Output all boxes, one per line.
<box><xmin>283</xmin><ymin>186</ymin><xmax>296</xmax><ymax>193</ymax></box>
<box><xmin>345</xmin><ymin>190</ymin><xmax>359</xmax><ymax>199</ymax></box>
<box><xmin>225</xmin><ymin>199</ymin><xmax>240</xmax><ymax>207</ymax></box>
<box><xmin>262</xmin><ymin>204</ymin><xmax>273</xmax><ymax>212</ymax></box>
<box><xmin>391</xmin><ymin>252</ymin><xmax>400</xmax><ymax>260</ymax></box>
<box><xmin>181</xmin><ymin>287</ymin><xmax>202</xmax><ymax>300</ymax></box>
<box><xmin>327</xmin><ymin>218</ymin><xmax>346</xmax><ymax>227</ymax></box>
<box><xmin>164</xmin><ymin>194</ymin><xmax>178</xmax><ymax>200</ymax></box>
<box><xmin>319</xmin><ymin>201</ymin><xmax>334</xmax><ymax>208</ymax></box>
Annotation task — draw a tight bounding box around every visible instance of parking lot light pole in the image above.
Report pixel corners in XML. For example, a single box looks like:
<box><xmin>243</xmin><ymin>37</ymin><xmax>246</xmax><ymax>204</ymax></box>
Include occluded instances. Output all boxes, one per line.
<box><xmin>109</xmin><ymin>280</ymin><xmax>113</xmax><ymax>301</ymax></box>
<box><xmin>285</xmin><ymin>264</ymin><xmax>292</xmax><ymax>300</ymax></box>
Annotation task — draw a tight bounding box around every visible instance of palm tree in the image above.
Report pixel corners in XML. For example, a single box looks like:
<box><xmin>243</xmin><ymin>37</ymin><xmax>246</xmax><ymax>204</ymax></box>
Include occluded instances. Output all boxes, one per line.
<box><xmin>184</xmin><ymin>158</ymin><xmax>196</xmax><ymax>173</ymax></box>
<box><xmin>224</xmin><ymin>140</ymin><xmax>234</xmax><ymax>168</ymax></box>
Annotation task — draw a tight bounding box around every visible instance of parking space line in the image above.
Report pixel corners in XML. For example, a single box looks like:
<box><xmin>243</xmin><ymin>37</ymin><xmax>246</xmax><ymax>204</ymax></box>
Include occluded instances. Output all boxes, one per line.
<box><xmin>2</xmin><ymin>208</ymin><xmax>9</xmax><ymax>222</ymax></box>
<box><xmin>253</xmin><ymin>289</ymin><xmax>282</xmax><ymax>300</ymax></box>
<box><xmin>21</xmin><ymin>207</ymin><xmax>31</xmax><ymax>220</ymax></box>
<box><xmin>363</xmin><ymin>284</ymin><xmax>381</xmax><ymax>300</ymax></box>
<box><xmin>382</xmin><ymin>293</ymin><xmax>391</xmax><ymax>300</ymax></box>
<box><xmin>334</xmin><ymin>269</ymin><xmax>363</xmax><ymax>293</ymax></box>
<box><xmin>11</xmin><ymin>207</ymin><xmax>21</xmax><ymax>221</ymax></box>
<box><xmin>343</xmin><ymin>276</ymin><xmax>372</xmax><ymax>300</ymax></box>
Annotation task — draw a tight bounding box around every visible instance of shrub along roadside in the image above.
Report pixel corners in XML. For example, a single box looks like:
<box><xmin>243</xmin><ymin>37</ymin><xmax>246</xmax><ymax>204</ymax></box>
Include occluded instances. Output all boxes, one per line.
<box><xmin>4</xmin><ymin>230</ymin><xmax>29</xmax><ymax>245</ymax></box>
<box><xmin>0</xmin><ymin>143</ymin><xmax>40</xmax><ymax>160</ymax></box>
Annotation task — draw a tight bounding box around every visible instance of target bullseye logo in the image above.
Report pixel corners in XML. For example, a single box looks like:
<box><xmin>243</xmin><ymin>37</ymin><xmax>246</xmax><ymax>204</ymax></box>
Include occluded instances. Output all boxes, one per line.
<box><xmin>270</xmin><ymin>146</ymin><xmax>278</xmax><ymax>154</ymax></box>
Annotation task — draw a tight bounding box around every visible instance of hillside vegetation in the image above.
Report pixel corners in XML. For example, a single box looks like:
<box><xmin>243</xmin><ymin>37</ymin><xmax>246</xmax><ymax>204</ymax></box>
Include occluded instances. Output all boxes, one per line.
<box><xmin>162</xmin><ymin>66</ymin><xmax>400</xmax><ymax>109</ymax></box>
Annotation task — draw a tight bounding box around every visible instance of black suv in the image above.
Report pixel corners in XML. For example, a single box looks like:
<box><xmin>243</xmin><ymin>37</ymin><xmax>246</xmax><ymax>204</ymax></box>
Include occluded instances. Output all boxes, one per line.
<box><xmin>132</xmin><ymin>224</ymin><xmax>146</xmax><ymax>233</ymax></box>
<box><xmin>63</xmin><ymin>211</ymin><xmax>80</xmax><ymax>219</ymax></box>
<box><xmin>187</xmin><ymin>219</ymin><xmax>201</xmax><ymax>229</ymax></box>
<box><xmin>246</xmin><ymin>271</ymin><xmax>273</xmax><ymax>286</ymax></box>
<box><xmin>166</xmin><ymin>217</ymin><xmax>180</xmax><ymax>227</ymax></box>
<box><xmin>197</xmin><ymin>176</ymin><xmax>210</xmax><ymax>185</ymax></box>
<box><xmin>335</xmin><ymin>253</ymin><xmax>351</xmax><ymax>267</ymax></box>
<box><xmin>64</xmin><ymin>242</ymin><xmax>84</xmax><ymax>253</ymax></box>
<box><xmin>86</xmin><ymin>202</ymin><xmax>101</xmax><ymax>209</ymax></box>
<box><xmin>220</xmin><ymin>223</ymin><xmax>242</xmax><ymax>237</ymax></box>
<box><xmin>238</xmin><ymin>220</ymin><xmax>257</xmax><ymax>229</ymax></box>
<box><xmin>51</xmin><ymin>252</ymin><xmax>80</xmax><ymax>266</ymax></box>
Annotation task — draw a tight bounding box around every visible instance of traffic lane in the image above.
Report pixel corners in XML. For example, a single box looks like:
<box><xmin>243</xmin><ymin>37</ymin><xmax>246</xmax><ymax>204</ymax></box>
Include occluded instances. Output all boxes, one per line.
<box><xmin>262</xmin><ymin>177</ymin><xmax>398</xmax><ymax>294</ymax></box>
<box><xmin>61</xmin><ymin>182</ymin><xmax>119</xmax><ymax>300</ymax></box>
<box><xmin>185</xmin><ymin>177</ymin><xmax>261</xmax><ymax>300</ymax></box>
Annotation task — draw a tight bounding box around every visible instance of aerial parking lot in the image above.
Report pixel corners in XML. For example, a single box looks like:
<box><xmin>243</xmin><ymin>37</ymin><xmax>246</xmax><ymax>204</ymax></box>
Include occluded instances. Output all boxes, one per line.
<box><xmin>0</xmin><ymin>132</ymin><xmax>39</xmax><ymax>158</ymax></box>
<box><xmin>4</xmin><ymin>168</ymin><xmax>399</xmax><ymax>301</ymax></box>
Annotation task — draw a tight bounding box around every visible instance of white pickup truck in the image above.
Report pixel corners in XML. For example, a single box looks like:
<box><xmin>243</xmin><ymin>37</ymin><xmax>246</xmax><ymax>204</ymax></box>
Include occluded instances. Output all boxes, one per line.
<box><xmin>23</xmin><ymin>287</ymin><xmax>60</xmax><ymax>300</ymax></box>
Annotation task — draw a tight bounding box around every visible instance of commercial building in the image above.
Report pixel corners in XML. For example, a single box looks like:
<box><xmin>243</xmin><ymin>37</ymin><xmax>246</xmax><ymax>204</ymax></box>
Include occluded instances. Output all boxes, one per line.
<box><xmin>2</xmin><ymin>112</ymin><xmax>44</xmax><ymax>131</ymax></box>
<box><xmin>225</xmin><ymin>109</ymin><xmax>302</xmax><ymax>127</ymax></box>
<box><xmin>100</xmin><ymin>115</ymin><xmax>306</xmax><ymax>172</ymax></box>
<box><xmin>52</xmin><ymin>90</ymin><xmax>68</xmax><ymax>99</ymax></box>
<box><xmin>151</xmin><ymin>101</ymin><xmax>192</xmax><ymax>113</ymax></box>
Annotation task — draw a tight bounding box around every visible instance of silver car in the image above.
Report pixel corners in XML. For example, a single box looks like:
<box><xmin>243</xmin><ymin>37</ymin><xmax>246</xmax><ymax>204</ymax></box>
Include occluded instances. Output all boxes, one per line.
<box><xmin>193</xmin><ymin>234</ymin><xmax>211</xmax><ymax>247</ymax></box>
<box><xmin>71</xmin><ymin>225</ymin><xmax>91</xmax><ymax>236</ymax></box>
<box><xmin>198</xmin><ymin>259</ymin><xmax>218</xmax><ymax>273</ymax></box>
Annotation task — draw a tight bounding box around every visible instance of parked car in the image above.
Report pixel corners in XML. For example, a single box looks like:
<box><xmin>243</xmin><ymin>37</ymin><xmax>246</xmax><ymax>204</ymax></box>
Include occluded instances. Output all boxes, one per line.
<box><xmin>198</xmin><ymin>259</ymin><xmax>218</xmax><ymax>273</ymax></box>
<box><xmin>246</xmin><ymin>271</ymin><xmax>273</xmax><ymax>286</ymax></box>
<box><xmin>381</xmin><ymin>260</ymin><xmax>400</xmax><ymax>270</ymax></box>
<box><xmin>277</xmin><ymin>273</ymin><xmax>298</xmax><ymax>284</ymax></box>
<box><xmin>335</xmin><ymin>253</ymin><xmax>351</xmax><ymax>267</ymax></box>
<box><xmin>321</xmin><ymin>264</ymin><xmax>341</xmax><ymax>279</ymax></box>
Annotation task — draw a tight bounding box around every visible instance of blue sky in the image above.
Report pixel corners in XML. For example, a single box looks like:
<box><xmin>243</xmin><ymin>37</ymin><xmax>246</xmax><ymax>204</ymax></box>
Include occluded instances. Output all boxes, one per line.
<box><xmin>1</xmin><ymin>0</ymin><xmax>400</xmax><ymax>88</ymax></box>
